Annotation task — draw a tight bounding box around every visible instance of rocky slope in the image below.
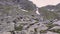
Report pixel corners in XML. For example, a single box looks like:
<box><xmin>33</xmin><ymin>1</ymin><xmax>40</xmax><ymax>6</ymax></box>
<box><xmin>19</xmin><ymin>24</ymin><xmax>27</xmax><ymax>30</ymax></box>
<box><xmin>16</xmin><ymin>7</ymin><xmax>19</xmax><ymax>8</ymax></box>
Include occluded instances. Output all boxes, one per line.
<box><xmin>0</xmin><ymin>0</ymin><xmax>60</xmax><ymax>34</ymax></box>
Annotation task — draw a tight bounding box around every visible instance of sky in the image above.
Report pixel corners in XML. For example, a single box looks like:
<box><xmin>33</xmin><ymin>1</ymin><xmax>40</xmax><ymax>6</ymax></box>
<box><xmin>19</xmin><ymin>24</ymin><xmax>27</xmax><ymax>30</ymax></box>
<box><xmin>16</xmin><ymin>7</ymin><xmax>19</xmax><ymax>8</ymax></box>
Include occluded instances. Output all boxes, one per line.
<box><xmin>30</xmin><ymin>0</ymin><xmax>60</xmax><ymax>7</ymax></box>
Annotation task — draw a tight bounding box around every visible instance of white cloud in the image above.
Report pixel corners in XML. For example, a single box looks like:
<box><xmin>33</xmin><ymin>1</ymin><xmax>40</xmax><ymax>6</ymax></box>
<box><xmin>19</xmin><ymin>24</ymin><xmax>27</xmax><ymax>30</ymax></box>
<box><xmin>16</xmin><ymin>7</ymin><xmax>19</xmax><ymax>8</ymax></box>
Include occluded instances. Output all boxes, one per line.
<box><xmin>30</xmin><ymin>0</ymin><xmax>60</xmax><ymax>7</ymax></box>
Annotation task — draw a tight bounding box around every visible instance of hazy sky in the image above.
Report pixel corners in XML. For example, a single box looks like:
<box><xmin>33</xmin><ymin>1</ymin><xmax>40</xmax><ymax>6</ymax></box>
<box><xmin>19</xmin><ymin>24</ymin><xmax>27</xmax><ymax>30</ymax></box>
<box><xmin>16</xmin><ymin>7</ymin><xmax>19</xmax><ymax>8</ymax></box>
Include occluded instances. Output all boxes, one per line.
<box><xmin>30</xmin><ymin>0</ymin><xmax>60</xmax><ymax>7</ymax></box>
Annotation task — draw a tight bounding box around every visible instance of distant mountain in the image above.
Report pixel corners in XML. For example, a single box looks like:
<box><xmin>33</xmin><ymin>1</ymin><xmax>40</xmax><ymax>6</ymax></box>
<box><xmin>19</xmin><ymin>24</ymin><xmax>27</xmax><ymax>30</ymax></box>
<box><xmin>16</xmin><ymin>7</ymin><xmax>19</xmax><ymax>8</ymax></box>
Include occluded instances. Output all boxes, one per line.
<box><xmin>41</xmin><ymin>5</ymin><xmax>55</xmax><ymax>10</ymax></box>
<box><xmin>38</xmin><ymin>3</ymin><xmax>60</xmax><ymax>21</ymax></box>
<box><xmin>56</xmin><ymin>3</ymin><xmax>60</xmax><ymax>7</ymax></box>
<box><xmin>39</xmin><ymin>3</ymin><xmax>60</xmax><ymax>11</ymax></box>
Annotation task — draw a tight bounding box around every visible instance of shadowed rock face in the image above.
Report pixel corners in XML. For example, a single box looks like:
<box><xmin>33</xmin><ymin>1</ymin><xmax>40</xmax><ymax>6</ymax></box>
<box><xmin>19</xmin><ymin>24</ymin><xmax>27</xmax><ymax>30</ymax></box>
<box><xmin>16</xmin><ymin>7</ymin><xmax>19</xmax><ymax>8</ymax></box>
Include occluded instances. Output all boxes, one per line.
<box><xmin>0</xmin><ymin>0</ymin><xmax>37</xmax><ymax>11</ymax></box>
<box><xmin>17</xmin><ymin>0</ymin><xmax>37</xmax><ymax>11</ymax></box>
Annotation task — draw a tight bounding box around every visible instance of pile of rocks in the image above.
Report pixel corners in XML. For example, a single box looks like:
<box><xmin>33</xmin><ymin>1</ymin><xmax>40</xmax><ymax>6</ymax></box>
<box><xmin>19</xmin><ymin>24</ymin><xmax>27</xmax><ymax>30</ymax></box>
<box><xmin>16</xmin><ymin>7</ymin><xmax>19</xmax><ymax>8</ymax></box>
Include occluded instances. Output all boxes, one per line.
<box><xmin>0</xmin><ymin>0</ymin><xmax>60</xmax><ymax>34</ymax></box>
